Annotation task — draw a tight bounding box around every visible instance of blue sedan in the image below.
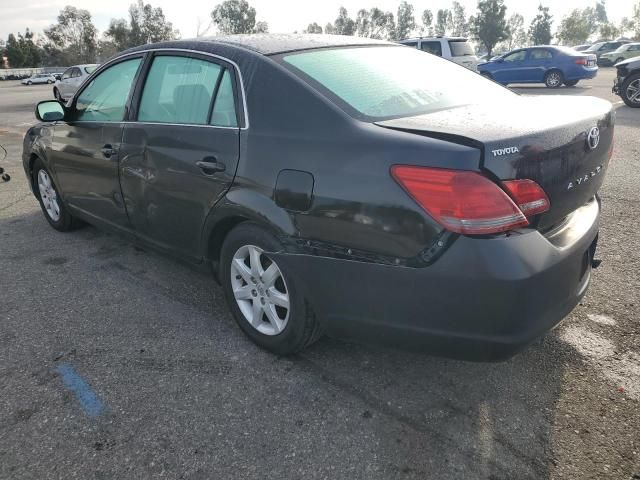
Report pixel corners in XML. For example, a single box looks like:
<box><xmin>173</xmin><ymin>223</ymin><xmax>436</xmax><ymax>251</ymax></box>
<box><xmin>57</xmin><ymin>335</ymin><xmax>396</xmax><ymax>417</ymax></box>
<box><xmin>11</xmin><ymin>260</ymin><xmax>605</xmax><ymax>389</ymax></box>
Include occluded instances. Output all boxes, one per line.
<box><xmin>478</xmin><ymin>46</ymin><xmax>598</xmax><ymax>88</ymax></box>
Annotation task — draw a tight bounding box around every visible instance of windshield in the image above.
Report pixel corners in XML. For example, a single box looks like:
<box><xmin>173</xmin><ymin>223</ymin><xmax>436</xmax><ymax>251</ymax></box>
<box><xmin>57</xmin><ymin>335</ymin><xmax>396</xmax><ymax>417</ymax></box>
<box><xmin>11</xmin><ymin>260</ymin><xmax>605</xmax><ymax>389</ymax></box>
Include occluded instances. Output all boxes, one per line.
<box><xmin>449</xmin><ymin>40</ymin><xmax>474</xmax><ymax>57</ymax></box>
<box><xmin>282</xmin><ymin>46</ymin><xmax>512</xmax><ymax>121</ymax></box>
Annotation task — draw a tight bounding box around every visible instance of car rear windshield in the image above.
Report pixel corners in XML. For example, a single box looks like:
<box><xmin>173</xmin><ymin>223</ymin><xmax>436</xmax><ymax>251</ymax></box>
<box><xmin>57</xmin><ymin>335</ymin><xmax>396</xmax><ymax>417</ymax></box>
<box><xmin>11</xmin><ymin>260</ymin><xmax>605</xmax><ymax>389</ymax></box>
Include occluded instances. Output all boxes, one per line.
<box><xmin>282</xmin><ymin>45</ymin><xmax>512</xmax><ymax>121</ymax></box>
<box><xmin>449</xmin><ymin>40</ymin><xmax>474</xmax><ymax>56</ymax></box>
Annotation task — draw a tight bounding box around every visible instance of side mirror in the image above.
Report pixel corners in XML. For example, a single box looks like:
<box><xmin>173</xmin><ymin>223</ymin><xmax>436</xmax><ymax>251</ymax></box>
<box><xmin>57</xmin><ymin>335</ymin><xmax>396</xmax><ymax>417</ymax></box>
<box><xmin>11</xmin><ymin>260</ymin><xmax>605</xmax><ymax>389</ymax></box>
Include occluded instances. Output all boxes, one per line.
<box><xmin>35</xmin><ymin>100</ymin><xmax>65</xmax><ymax>122</ymax></box>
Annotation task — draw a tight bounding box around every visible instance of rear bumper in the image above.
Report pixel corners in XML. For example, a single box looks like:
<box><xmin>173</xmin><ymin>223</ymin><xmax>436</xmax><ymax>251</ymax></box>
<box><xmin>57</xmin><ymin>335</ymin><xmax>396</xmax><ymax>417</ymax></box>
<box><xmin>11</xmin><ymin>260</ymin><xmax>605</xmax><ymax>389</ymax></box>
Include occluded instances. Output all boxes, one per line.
<box><xmin>272</xmin><ymin>198</ymin><xmax>600</xmax><ymax>361</ymax></box>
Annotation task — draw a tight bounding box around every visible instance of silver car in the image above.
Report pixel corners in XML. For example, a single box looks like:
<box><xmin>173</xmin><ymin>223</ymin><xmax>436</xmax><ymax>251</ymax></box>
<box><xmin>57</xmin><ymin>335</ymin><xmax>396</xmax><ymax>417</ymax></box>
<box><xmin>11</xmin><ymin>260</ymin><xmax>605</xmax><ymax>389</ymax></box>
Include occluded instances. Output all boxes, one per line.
<box><xmin>21</xmin><ymin>73</ymin><xmax>57</xmax><ymax>85</ymax></box>
<box><xmin>53</xmin><ymin>64</ymin><xmax>98</xmax><ymax>102</ymax></box>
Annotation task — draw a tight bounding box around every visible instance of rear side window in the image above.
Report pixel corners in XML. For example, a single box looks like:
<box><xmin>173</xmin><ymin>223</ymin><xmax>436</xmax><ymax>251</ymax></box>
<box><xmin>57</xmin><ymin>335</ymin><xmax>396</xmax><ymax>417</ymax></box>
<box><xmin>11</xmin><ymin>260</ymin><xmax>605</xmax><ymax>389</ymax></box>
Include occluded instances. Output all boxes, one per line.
<box><xmin>85</xmin><ymin>66</ymin><xmax>97</xmax><ymax>74</ymax></box>
<box><xmin>72</xmin><ymin>68</ymin><xmax>82</xmax><ymax>78</ymax></box>
<box><xmin>210</xmin><ymin>70</ymin><xmax>238</xmax><ymax>127</ymax></box>
<box><xmin>421</xmin><ymin>41</ymin><xmax>442</xmax><ymax>56</ymax></box>
<box><xmin>449</xmin><ymin>41</ymin><xmax>473</xmax><ymax>57</ymax></box>
<box><xmin>402</xmin><ymin>41</ymin><xmax>418</xmax><ymax>48</ymax></box>
<box><xmin>62</xmin><ymin>68</ymin><xmax>72</xmax><ymax>80</ymax></box>
<box><xmin>75</xmin><ymin>58</ymin><xmax>142</xmax><ymax>122</ymax></box>
<box><xmin>139</xmin><ymin>56</ymin><xmax>223</xmax><ymax>125</ymax></box>
<box><xmin>529</xmin><ymin>49</ymin><xmax>553</xmax><ymax>60</ymax></box>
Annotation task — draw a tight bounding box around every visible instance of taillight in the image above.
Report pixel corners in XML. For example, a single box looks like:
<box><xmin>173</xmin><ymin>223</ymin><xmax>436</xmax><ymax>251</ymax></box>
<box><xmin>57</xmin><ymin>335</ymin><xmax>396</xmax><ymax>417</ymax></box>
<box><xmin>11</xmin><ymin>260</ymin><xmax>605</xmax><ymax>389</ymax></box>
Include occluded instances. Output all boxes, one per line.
<box><xmin>391</xmin><ymin>166</ymin><xmax>529</xmax><ymax>235</ymax></box>
<box><xmin>575</xmin><ymin>58</ymin><xmax>588</xmax><ymax>65</ymax></box>
<box><xmin>502</xmin><ymin>179</ymin><xmax>550</xmax><ymax>216</ymax></box>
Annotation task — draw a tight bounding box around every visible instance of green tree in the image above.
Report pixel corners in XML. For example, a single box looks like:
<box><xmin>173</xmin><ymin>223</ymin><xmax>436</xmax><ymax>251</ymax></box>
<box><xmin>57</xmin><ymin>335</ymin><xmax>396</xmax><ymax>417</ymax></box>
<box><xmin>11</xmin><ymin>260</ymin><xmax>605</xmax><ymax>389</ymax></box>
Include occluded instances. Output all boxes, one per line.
<box><xmin>355</xmin><ymin>8</ymin><xmax>395</xmax><ymax>39</ymax></box>
<box><xmin>5</xmin><ymin>30</ymin><xmax>41</xmax><ymax>67</ymax></box>
<box><xmin>211</xmin><ymin>0</ymin><xmax>257</xmax><ymax>34</ymax></box>
<box><xmin>556</xmin><ymin>9</ymin><xmax>595</xmax><ymax>45</ymax></box>
<box><xmin>395</xmin><ymin>1</ymin><xmax>416</xmax><ymax>40</ymax></box>
<box><xmin>333</xmin><ymin>7</ymin><xmax>356</xmax><ymax>35</ymax></box>
<box><xmin>105</xmin><ymin>18</ymin><xmax>131</xmax><ymax>51</ymax></box>
<box><xmin>44</xmin><ymin>6</ymin><xmax>98</xmax><ymax>64</ymax></box>
<box><xmin>470</xmin><ymin>0</ymin><xmax>509</xmax><ymax>57</ymax></box>
<box><xmin>325</xmin><ymin>22</ymin><xmax>337</xmax><ymax>35</ymax></box>
<box><xmin>421</xmin><ymin>10</ymin><xmax>433</xmax><ymax>36</ymax></box>
<box><xmin>254</xmin><ymin>21</ymin><xmax>269</xmax><ymax>33</ymax></box>
<box><xmin>303</xmin><ymin>23</ymin><xmax>323</xmax><ymax>34</ymax></box>
<box><xmin>451</xmin><ymin>2</ymin><xmax>469</xmax><ymax>37</ymax></box>
<box><xmin>633</xmin><ymin>2</ymin><xmax>640</xmax><ymax>40</ymax></box>
<box><xmin>500</xmin><ymin>13</ymin><xmax>527</xmax><ymax>51</ymax></box>
<box><xmin>129</xmin><ymin>0</ymin><xmax>178</xmax><ymax>43</ymax></box>
<box><xmin>435</xmin><ymin>9</ymin><xmax>451</xmax><ymax>36</ymax></box>
<box><xmin>529</xmin><ymin>4</ymin><xmax>553</xmax><ymax>45</ymax></box>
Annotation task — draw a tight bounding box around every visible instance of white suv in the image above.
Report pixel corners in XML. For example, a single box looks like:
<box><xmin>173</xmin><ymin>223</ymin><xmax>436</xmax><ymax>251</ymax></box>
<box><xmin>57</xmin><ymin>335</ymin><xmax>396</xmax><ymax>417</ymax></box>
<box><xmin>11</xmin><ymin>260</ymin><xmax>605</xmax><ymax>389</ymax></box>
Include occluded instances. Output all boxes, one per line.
<box><xmin>399</xmin><ymin>37</ymin><xmax>479</xmax><ymax>71</ymax></box>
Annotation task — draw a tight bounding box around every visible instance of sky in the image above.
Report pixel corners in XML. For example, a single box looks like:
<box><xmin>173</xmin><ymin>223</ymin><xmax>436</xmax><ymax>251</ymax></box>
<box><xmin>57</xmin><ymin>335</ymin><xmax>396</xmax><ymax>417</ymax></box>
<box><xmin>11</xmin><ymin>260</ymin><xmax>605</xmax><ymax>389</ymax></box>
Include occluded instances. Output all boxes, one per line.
<box><xmin>0</xmin><ymin>0</ymin><xmax>633</xmax><ymax>41</ymax></box>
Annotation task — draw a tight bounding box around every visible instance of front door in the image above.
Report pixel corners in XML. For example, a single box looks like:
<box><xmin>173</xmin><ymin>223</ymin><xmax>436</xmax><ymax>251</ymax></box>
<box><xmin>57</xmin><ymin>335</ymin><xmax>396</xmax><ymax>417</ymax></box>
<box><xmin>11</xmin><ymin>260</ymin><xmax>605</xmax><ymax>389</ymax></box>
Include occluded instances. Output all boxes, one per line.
<box><xmin>51</xmin><ymin>56</ymin><xmax>144</xmax><ymax>232</ymax></box>
<box><xmin>119</xmin><ymin>53</ymin><xmax>241</xmax><ymax>260</ymax></box>
<box><xmin>494</xmin><ymin>50</ymin><xmax>528</xmax><ymax>83</ymax></box>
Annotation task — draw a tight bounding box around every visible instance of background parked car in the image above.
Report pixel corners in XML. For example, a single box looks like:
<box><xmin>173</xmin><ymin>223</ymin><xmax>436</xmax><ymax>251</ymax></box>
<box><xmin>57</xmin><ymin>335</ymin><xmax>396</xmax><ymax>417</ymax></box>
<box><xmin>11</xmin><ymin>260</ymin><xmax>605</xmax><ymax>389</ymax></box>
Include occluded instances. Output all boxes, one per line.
<box><xmin>572</xmin><ymin>44</ymin><xmax>592</xmax><ymax>52</ymax></box>
<box><xmin>599</xmin><ymin>43</ymin><xmax>640</xmax><ymax>66</ymax></box>
<box><xmin>21</xmin><ymin>73</ymin><xmax>56</xmax><ymax>85</ymax></box>
<box><xmin>613</xmin><ymin>56</ymin><xmax>640</xmax><ymax>107</ymax></box>
<box><xmin>399</xmin><ymin>36</ymin><xmax>479</xmax><ymax>71</ymax></box>
<box><xmin>478</xmin><ymin>46</ymin><xmax>598</xmax><ymax>88</ymax></box>
<box><xmin>53</xmin><ymin>64</ymin><xmax>98</xmax><ymax>101</ymax></box>
<box><xmin>585</xmin><ymin>40</ymin><xmax>631</xmax><ymax>65</ymax></box>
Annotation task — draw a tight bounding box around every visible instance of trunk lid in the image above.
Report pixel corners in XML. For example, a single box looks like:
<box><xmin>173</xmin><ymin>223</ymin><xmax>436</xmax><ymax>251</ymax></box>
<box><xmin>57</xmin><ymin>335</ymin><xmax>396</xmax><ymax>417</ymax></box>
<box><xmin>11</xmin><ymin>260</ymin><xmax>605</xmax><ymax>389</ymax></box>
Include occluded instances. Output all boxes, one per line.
<box><xmin>376</xmin><ymin>96</ymin><xmax>614</xmax><ymax>230</ymax></box>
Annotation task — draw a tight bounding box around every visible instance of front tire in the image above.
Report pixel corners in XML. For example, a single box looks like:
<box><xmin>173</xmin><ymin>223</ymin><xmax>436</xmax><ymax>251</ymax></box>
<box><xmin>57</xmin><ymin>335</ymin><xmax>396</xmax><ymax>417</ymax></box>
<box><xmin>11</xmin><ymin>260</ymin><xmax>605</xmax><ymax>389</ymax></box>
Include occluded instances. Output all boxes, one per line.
<box><xmin>614</xmin><ymin>58</ymin><xmax>624</xmax><ymax>65</ymax></box>
<box><xmin>33</xmin><ymin>159</ymin><xmax>81</xmax><ymax>232</ymax></box>
<box><xmin>544</xmin><ymin>70</ymin><xmax>563</xmax><ymax>88</ymax></box>
<box><xmin>620</xmin><ymin>73</ymin><xmax>640</xmax><ymax>108</ymax></box>
<box><xmin>53</xmin><ymin>88</ymin><xmax>63</xmax><ymax>101</ymax></box>
<box><xmin>27</xmin><ymin>81</ymin><xmax>32</xmax><ymax>85</ymax></box>
<box><xmin>220</xmin><ymin>223</ymin><xmax>322</xmax><ymax>355</ymax></box>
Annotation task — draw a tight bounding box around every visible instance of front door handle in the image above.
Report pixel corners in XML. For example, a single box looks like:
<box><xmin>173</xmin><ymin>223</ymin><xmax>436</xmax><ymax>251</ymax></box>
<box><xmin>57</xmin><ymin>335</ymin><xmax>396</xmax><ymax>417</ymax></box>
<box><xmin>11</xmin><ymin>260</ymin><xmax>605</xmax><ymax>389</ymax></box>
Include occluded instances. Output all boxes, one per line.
<box><xmin>196</xmin><ymin>158</ymin><xmax>226</xmax><ymax>175</ymax></box>
<box><xmin>101</xmin><ymin>144</ymin><xmax>117</xmax><ymax>159</ymax></box>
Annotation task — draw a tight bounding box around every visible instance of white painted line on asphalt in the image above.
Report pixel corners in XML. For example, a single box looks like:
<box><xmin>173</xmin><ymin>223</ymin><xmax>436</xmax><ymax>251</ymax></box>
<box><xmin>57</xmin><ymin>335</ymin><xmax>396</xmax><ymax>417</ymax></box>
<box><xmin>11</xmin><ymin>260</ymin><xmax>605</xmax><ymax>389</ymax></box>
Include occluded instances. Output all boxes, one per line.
<box><xmin>587</xmin><ymin>313</ymin><xmax>617</xmax><ymax>326</ymax></box>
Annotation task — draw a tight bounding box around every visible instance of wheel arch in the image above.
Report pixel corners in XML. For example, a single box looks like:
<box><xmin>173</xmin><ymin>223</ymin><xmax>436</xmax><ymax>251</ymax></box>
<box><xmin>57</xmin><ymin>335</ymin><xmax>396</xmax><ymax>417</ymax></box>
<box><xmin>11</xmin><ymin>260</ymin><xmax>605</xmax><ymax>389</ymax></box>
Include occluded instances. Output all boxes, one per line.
<box><xmin>202</xmin><ymin>188</ymin><xmax>298</xmax><ymax>279</ymax></box>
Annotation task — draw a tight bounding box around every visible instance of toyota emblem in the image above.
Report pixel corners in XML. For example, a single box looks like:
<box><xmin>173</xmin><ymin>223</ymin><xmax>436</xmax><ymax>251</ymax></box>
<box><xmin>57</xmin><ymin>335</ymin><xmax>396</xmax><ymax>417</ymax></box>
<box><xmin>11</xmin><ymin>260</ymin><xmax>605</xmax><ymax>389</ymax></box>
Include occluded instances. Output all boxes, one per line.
<box><xmin>587</xmin><ymin>126</ymin><xmax>600</xmax><ymax>150</ymax></box>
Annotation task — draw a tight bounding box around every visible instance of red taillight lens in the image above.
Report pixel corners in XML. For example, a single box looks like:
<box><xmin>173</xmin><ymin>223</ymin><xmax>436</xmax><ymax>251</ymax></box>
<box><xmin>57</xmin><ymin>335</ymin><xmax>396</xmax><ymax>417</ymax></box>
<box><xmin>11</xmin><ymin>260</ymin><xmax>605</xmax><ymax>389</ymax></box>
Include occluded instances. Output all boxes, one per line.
<box><xmin>502</xmin><ymin>179</ymin><xmax>550</xmax><ymax>216</ymax></box>
<box><xmin>391</xmin><ymin>166</ymin><xmax>529</xmax><ymax>235</ymax></box>
<box><xmin>575</xmin><ymin>58</ymin><xmax>588</xmax><ymax>65</ymax></box>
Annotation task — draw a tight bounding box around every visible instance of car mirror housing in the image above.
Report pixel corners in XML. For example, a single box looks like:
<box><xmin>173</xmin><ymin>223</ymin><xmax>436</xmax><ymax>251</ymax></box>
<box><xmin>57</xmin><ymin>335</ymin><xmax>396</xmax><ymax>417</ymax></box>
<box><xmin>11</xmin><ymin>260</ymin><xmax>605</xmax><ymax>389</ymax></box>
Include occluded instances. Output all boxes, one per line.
<box><xmin>35</xmin><ymin>100</ymin><xmax>65</xmax><ymax>122</ymax></box>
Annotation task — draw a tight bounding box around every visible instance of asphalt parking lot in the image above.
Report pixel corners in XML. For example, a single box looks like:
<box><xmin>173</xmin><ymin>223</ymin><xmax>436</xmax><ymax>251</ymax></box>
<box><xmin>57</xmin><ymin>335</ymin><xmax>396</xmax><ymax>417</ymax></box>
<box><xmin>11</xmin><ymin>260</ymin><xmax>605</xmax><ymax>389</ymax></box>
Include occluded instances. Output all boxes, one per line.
<box><xmin>0</xmin><ymin>68</ymin><xmax>638</xmax><ymax>479</ymax></box>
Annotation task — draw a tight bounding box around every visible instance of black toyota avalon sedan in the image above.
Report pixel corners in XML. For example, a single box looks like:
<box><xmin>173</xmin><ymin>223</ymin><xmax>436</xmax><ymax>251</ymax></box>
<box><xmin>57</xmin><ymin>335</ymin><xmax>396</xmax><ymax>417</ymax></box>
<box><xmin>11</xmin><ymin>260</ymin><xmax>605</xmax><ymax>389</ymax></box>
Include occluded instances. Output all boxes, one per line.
<box><xmin>23</xmin><ymin>34</ymin><xmax>614</xmax><ymax>360</ymax></box>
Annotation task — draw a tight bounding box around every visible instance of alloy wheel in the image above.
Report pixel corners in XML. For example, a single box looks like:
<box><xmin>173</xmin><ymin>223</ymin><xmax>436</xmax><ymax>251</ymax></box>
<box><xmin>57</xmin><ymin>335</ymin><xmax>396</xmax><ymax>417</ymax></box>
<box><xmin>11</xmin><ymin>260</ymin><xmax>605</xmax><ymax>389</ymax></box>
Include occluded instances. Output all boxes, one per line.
<box><xmin>37</xmin><ymin>170</ymin><xmax>61</xmax><ymax>222</ymax></box>
<box><xmin>547</xmin><ymin>72</ymin><xmax>561</xmax><ymax>87</ymax></box>
<box><xmin>626</xmin><ymin>79</ymin><xmax>640</xmax><ymax>104</ymax></box>
<box><xmin>230</xmin><ymin>245</ymin><xmax>290</xmax><ymax>336</ymax></box>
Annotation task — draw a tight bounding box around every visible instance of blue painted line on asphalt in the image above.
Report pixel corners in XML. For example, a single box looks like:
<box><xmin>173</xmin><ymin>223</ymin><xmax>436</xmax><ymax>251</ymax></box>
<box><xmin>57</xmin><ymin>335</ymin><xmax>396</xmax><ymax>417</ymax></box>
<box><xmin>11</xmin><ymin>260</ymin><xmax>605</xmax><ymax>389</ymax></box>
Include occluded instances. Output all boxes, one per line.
<box><xmin>56</xmin><ymin>363</ymin><xmax>104</xmax><ymax>417</ymax></box>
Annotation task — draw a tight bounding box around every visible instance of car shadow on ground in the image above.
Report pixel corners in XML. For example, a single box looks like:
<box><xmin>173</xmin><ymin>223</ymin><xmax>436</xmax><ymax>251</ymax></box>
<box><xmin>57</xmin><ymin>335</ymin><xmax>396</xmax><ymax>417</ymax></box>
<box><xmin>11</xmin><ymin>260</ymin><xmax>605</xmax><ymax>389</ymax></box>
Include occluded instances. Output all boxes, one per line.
<box><xmin>0</xmin><ymin>207</ymin><xmax>580</xmax><ymax>479</ymax></box>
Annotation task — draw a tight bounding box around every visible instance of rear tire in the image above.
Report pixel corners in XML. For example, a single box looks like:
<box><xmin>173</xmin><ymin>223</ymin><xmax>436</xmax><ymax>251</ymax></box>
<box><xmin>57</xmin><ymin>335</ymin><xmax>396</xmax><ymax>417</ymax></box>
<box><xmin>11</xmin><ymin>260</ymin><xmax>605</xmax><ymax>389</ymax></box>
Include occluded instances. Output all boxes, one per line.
<box><xmin>620</xmin><ymin>73</ymin><xmax>640</xmax><ymax>108</ymax></box>
<box><xmin>33</xmin><ymin>159</ymin><xmax>81</xmax><ymax>232</ymax></box>
<box><xmin>27</xmin><ymin>81</ymin><xmax>32</xmax><ymax>85</ymax></box>
<box><xmin>564</xmin><ymin>80</ymin><xmax>579</xmax><ymax>87</ymax></box>
<box><xmin>544</xmin><ymin>70</ymin><xmax>563</xmax><ymax>88</ymax></box>
<box><xmin>220</xmin><ymin>223</ymin><xmax>322</xmax><ymax>355</ymax></box>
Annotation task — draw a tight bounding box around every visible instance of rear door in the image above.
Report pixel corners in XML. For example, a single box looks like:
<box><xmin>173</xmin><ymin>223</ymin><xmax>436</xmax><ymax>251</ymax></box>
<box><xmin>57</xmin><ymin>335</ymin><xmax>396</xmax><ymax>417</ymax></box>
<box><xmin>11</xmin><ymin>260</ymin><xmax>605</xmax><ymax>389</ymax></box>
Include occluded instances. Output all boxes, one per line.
<box><xmin>420</xmin><ymin>41</ymin><xmax>443</xmax><ymax>57</ymax></box>
<box><xmin>526</xmin><ymin>48</ymin><xmax>554</xmax><ymax>82</ymax></box>
<box><xmin>119</xmin><ymin>52</ymin><xmax>241</xmax><ymax>260</ymax></box>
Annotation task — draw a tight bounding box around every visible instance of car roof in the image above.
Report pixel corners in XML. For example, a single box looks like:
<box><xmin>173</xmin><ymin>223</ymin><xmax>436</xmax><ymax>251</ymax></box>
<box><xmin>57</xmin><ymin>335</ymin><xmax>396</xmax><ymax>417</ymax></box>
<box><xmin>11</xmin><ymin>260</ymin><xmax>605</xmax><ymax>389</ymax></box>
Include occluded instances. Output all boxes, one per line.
<box><xmin>400</xmin><ymin>36</ymin><xmax>468</xmax><ymax>42</ymax></box>
<box><xmin>182</xmin><ymin>34</ymin><xmax>390</xmax><ymax>56</ymax></box>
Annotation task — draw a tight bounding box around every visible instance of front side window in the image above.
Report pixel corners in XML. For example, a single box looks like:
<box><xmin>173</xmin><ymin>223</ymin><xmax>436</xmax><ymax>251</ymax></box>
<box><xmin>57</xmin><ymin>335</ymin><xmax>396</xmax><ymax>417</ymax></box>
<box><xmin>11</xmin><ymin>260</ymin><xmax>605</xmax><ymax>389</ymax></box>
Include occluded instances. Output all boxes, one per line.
<box><xmin>421</xmin><ymin>41</ymin><xmax>442</xmax><ymax>56</ymax></box>
<box><xmin>282</xmin><ymin>45</ymin><xmax>512</xmax><ymax>121</ymax></box>
<box><xmin>503</xmin><ymin>50</ymin><xmax>527</xmax><ymax>62</ymax></box>
<box><xmin>138</xmin><ymin>56</ymin><xmax>223</xmax><ymax>125</ymax></box>
<box><xmin>75</xmin><ymin>58</ymin><xmax>142</xmax><ymax>122</ymax></box>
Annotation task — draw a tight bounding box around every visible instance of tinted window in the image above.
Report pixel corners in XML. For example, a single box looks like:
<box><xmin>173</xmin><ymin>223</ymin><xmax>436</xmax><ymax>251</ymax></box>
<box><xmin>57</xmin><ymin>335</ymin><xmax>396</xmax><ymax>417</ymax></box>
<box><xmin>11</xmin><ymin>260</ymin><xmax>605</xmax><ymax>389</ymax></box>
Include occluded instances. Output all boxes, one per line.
<box><xmin>85</xmin><ymin>66</ymin><xmax>97</xmax><ymax>74</ymax></box>
<box><xmin>630</xmin><ymin>44</ymin><xmax>640</xmax><ymax>51</ymax></box>
<box><xmin>62</xmin><ymin>68</ymin><xmax>73</xmax><ymax>80</ymax></box>
<box><xmin>449</xmin><ymin>40</ymin><xmax>473</xmax><ymax>57</ymax></box>
<box><xmin>503</xmin><ymin>50</ymin><xmax>527</xmax><ymax>62</ymax></box>
<box><xmin>139</xmin><ymin>56</ymin><xmax>222</xmax><ymax>125</ymax></box>
<box><xmin>76</xmin><ymin>58</ymin><xmax>141</xmax><ymax>122</ymax></box>
<box><xmin>402</xmin><ymin>41</ymin><xmax>418</xmax><ymax>48</ymax></box>
<box><xmin>529</xmin><ymin>49</ymin><xmax>553</xmax><ymax>60</ymax></box>
<box><xmin>210</xmin><ymin>70</ymin><xmax>238</xmax><ymax>127</ymax></box>
<box><xmin>421</xmin><ymin>41</ymin><xmax>442</xmax><ymax>56</ymax></box>
<box><xmin>282</xmin><ymin>46</ymin><xmax>512</xmax><ymax>120</ymax></box>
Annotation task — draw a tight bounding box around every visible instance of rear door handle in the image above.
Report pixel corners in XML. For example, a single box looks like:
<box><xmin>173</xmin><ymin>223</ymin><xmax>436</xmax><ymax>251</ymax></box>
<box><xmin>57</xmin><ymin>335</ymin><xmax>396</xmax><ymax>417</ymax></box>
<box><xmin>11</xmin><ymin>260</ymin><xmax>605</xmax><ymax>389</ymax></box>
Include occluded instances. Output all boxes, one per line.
<box><xmin>101</xmin><ymin>144</ymin><xmax>117</xmax><ymax>159</ymax></box>
<box><xmin>197</xmin><ymin>158</ymin><xmax>226</xmax><ymax>175</ymax></box>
